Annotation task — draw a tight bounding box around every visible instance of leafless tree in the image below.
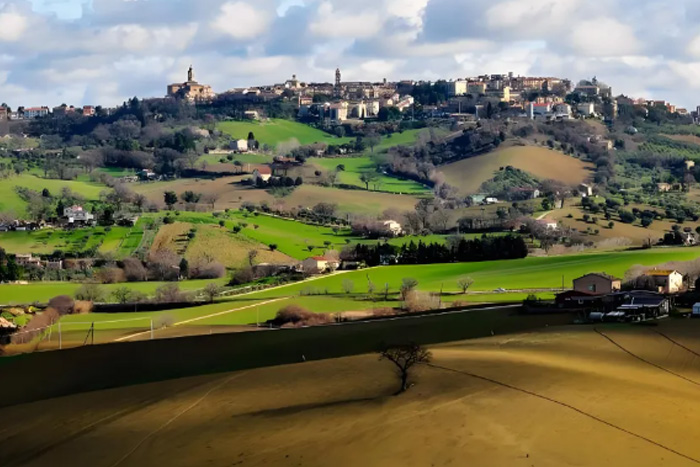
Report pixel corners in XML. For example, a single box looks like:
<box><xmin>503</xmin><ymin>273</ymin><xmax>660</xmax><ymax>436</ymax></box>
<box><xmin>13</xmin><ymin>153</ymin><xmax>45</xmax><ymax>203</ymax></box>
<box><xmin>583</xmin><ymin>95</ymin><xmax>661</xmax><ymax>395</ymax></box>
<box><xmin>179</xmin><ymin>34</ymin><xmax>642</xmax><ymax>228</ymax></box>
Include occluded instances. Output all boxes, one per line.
<box><xmin>379</xmin><ymin>343</ymin><xmax>432</xmax><ymax>394</ymax></box>
<box><xmin>123</xmin><ymin>257</ymin><xmax>148</xmax><ymax>282</ymax></box>
<box><xmin>457</xmin><ymin>277</ymin><xmax>474</xmax><ymax>294</ymax></box>
<box><xmin>342</xmin><ymin>279</ymin><xmax>354</xmax><ymax>294</ymax></box>
<box><xmin>74</xmin><ymin>283</ymin><xmax>106</xmax><ymax>302</ymax></box>
<box><xmin>247</xmin><ymin>249</ymin><xmax>259</xmax><ymax>267</ymax></box>
<box><xmin>204</xmin><ymin>193</ymin><xmax>219</xmax><ymax>210</ymax></box>
<box><xmin>400</xmin><ymin>278</ymin><xmax>419</xmax><ymax>300</ymax></box>
<box><xmin>203</xmin><ymin>283</ymin><xmax>222</xmax><ymax>303</ymax></box>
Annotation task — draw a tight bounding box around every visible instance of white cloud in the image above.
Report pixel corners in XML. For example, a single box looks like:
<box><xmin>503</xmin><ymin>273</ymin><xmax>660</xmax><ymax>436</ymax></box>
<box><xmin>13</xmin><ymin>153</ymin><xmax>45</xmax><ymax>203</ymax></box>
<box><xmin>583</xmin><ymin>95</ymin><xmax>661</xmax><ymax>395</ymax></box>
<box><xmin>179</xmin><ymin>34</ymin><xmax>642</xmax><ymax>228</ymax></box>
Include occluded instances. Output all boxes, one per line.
<box><xmin>1</xmin><ymin>0</ymin><xmax>700</xmax><ymax>109</ymax></box>
<box><xmin>211</xmin><ymin>2</ymin><xmax>270</xmax><ymax>39</ymax></box>
<box><xmin>569</xmin><ymin>18</ymin><xmax>640</xmax><ymax>56</ymax></box>
<box><xmin>0</xmin><ymin>11</ymin><xmax>28</xmax><ymax>41</ymax></box>
<box><xmin>309</xmin><ymin>2</ymin><xmax>384</xmax><ymax>38</ymax></box>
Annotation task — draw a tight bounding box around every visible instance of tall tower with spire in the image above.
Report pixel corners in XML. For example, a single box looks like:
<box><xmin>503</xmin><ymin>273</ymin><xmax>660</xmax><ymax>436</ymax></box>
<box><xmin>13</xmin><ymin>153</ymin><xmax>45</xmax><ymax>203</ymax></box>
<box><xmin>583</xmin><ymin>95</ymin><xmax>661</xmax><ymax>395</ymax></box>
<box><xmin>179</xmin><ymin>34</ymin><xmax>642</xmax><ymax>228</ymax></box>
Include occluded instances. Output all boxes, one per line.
<box><xmin>334</xmin><ymin>68</ymin><xmax>342</xmax><ymax>99</ymax></box>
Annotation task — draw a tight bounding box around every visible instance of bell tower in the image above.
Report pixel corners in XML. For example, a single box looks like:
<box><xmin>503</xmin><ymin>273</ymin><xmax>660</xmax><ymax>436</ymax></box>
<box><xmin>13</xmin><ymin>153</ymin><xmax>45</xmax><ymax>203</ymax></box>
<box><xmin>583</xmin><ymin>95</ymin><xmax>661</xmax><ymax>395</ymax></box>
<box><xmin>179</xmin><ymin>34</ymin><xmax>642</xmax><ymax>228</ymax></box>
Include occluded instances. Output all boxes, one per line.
<box><xmin>188</xmin><ymin>65</ymin><xmax>194</xmax><ymax>83</ymax></box>
<box><xmin>334</xmin><ymin>68</ymin><xmax>342</xmax><ymax>99</ymax></box>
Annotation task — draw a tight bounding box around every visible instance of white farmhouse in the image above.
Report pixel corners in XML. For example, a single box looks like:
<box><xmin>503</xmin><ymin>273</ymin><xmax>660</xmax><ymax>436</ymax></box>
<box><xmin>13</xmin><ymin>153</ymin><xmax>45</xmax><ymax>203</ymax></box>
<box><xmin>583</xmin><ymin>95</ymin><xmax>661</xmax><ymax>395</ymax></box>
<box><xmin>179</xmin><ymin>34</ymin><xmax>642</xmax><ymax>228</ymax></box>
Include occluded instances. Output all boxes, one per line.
<box><xmin>231</xmin><ymin>139</ymin><xmax>249</xmax><ymax>153</ymax></box>
<box><xmin>64</xmin><ymin>205</ymin><xmax>95</xmax><ymax>225</ymax></box>
<box><xmin>383</xmin><ymin>220</ymin><xmax>404</xmax><ymax>237</ymax></box>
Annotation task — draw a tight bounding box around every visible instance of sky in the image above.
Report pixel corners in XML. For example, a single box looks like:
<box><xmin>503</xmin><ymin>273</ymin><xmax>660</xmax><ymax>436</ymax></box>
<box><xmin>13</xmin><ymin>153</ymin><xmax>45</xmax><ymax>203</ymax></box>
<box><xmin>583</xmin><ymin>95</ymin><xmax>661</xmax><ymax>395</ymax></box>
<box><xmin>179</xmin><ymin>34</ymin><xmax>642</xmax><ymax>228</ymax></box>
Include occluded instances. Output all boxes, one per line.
<box><xmin>1</xmin><ymin>0</ymin><xmax>700</xmax><ymax>108</ymax></box>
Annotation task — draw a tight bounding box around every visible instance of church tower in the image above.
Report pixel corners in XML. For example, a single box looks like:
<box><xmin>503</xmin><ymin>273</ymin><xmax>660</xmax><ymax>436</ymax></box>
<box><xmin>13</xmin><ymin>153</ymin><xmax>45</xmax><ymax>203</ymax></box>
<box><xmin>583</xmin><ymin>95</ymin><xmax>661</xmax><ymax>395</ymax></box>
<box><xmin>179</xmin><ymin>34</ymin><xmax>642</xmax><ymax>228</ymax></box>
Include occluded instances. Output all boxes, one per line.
<box><xmin>334</xmin><ymin>68</ymin><xmax>342</xmax><ymax>99</ymax></box>
<box><xmin>188</xmin><ymin>65</ymin><xmax>195</xmax><ymax>83</ymax></box>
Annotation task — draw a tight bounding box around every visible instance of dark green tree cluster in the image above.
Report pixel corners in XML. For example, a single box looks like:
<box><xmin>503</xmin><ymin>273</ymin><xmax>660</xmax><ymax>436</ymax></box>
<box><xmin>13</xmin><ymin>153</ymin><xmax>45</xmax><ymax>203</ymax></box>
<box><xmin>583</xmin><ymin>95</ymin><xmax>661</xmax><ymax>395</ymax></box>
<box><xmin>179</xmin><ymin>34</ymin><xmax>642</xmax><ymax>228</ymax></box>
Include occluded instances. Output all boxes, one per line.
<box><xmin>347</xmin><ymin>235</ymin><xmax>528</xmax><ymax>267</ymax></box>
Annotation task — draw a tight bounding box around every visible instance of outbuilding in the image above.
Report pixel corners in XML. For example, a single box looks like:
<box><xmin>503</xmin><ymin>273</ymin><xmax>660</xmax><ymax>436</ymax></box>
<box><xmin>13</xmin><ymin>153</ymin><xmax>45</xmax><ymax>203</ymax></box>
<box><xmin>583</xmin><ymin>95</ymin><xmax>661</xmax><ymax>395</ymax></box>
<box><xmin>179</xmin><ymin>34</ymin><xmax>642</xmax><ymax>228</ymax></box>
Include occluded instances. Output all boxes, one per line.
<box><xmin>692</xmin><ymin>303</ymin><xmax>700</xmax><ymax>318</ymax></box>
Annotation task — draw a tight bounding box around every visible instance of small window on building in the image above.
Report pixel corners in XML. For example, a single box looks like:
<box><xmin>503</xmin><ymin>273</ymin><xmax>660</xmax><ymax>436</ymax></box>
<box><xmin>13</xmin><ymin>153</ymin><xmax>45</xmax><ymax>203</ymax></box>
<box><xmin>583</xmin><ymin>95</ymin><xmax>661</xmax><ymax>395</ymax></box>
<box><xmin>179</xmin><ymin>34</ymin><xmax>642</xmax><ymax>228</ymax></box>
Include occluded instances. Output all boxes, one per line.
<box><xmin>588</xmin><ymin>284</ymin><xmax>597</xmax><ymax>292</ymax></box>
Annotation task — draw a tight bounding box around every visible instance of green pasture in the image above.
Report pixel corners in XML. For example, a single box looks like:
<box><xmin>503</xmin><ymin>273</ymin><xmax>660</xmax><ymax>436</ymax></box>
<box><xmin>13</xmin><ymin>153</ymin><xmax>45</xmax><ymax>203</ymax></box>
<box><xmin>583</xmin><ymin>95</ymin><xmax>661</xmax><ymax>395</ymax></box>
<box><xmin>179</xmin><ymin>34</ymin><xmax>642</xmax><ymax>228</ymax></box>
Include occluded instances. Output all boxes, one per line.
<box><xmin>311</xmin><ymin>156</ymin><xmax>430</xmax><ymax>194</ymax></box>
<box><xmin>19</xmin><ymin>246</ymin><xmax>700</xmax><ymax>335</ymax></box>
<box><xmin>0</xmin><ymin>225</ymin><xmax>142</xmax><ymax>258</ymax></box>
<box><xmin>170</xmin><ymin>211</ymin><xmax>358</xmax><ymax>259</ymax></box>
<box><xmin>0</xmin><ymin>174</ymin><xmax>105</xmax><ymax>215</ymax></box>
<box><xmin>0</xmin><ymin>278</ymin><xmax>228</xmax><ymax>305</ymax></box>
<box><xmin>243</xmin><ymin>247</ymin><xmax>700</xmax><ymax>300</ymax></box>
<box><xmin>217</xmin><ymin>120</ymin><xmax>354</xmax><ymax>147</ymax></box>
<box><xmin>199</xmin><ymin>152</ymin><xmax>274</xmax><ymax>166</ymax></box>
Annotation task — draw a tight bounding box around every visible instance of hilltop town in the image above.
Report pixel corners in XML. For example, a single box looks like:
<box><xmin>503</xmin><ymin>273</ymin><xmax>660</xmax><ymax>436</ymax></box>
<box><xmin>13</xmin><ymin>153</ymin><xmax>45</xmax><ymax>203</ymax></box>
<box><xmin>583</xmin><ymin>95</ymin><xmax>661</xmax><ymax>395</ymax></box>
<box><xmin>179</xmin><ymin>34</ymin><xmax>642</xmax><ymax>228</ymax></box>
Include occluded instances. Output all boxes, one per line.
<box><xmin>1</xmin><ymin>67</ymin><xmax>696</xmax><ymax>128</ymax></box>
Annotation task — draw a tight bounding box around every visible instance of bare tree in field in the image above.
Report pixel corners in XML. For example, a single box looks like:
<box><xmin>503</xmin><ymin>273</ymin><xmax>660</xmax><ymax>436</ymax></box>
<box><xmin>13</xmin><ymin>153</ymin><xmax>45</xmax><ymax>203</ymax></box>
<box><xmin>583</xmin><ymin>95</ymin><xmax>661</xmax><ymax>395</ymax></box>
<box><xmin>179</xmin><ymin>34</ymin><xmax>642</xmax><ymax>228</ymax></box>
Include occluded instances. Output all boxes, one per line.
<box><xmin>204</xmin><ymin>193</ymin><xmax>219</xmax><ymax>210</ymax></box>
<box><xmin>457</xmin><ymin>277</ymin><xmax>474</xmax><ymax>294</ymax></box>
<box><xmin>203</xmin><ymin>283</ymin><xmax>222</xmax><ymax>303</ymax></box>
<box><xmin>379</xmin><ymin>343</ymin><xmax>432</xmax><ymax>394</ymax></box>
<box><xmin>247</xmin><ymin>249</ymin><xmax>259</xmax><ymax>267</ymax></box>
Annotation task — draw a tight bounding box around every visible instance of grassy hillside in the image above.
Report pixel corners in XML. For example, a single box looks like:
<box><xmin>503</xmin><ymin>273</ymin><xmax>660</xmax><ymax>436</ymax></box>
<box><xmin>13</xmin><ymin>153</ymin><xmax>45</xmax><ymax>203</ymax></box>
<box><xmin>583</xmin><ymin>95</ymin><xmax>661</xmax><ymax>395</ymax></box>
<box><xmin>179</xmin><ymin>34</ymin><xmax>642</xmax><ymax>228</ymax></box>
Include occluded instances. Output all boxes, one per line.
<box><xmin>440</xmin><ymin>144</ymin><xmax>593</xmax><ymax>194</ymax></box>
<box><xmin>217</xmin><ymin>119</ymin><xmax>354</xmax><ymax>147</ymax></box>
<box><xmin>311</xmin><ymin>156</ymin><xmax>431</xmax><ymax>194</ymax></box>
<box><xmin>133</xmin><ymin>179</ymin><xmax>421</xmax><ymax>216</ymax></box>
<box><xmin>0</xmin><ymin>278</ymin><xmax>227</xmax><ymax>305</ymax></box>
<box><xmin>4</xmin><ymin>323</ymin><xmax>700</xmax><ymax>466</ymax></box>
<box><xmin>0</xmin><ymin>226</ymin><xmax>141</xmax><ymax>257</ymax></box>
<box><xmin>0</xmin><ymin>174</ymin><xmax>105</xmax><ymax>215</ymax></box>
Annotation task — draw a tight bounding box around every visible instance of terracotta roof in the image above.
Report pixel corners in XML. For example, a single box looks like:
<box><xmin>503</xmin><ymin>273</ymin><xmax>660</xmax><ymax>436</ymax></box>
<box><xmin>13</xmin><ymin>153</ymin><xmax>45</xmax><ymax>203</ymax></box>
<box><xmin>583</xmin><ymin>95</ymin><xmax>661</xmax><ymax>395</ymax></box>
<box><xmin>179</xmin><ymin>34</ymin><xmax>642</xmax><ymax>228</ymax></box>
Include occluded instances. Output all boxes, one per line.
<box><xmin>645</xmin><ymin>270</ymin><xmax>679</xmax><ymax>277</ymax></box>
<box><xmin>576</xmin><ymin>272</ymin><xmax>621</xmax><ymax>281</ymax></box>
<box><xmin>310</xmin><ymin>256</ymin><xmax>328</xmax><ymax>261</ymax></box>
<box><xmin>254</xmin><ymin>166</ymin><xmax>272</xmax><ymax>175</ymax></box>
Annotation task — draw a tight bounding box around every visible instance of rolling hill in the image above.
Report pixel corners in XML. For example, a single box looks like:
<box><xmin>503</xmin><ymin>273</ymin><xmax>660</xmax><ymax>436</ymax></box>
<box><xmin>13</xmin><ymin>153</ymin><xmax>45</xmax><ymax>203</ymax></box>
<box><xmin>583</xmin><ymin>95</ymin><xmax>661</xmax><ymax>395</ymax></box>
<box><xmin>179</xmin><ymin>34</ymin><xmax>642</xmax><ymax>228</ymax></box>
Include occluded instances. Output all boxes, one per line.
<box><xmin>4</xmin><ymin>322</ymin><xmax>700</xmax><ymax>466</ymax></box>
<box><xmin>217</xmin><ymin>119</ymin><xmax>353</xmax><ymax>147</ymax></box>
<box><xmin>440</xmin><ymin>144</ymin><xmax>593</xmax><ymax>194</ymax></box>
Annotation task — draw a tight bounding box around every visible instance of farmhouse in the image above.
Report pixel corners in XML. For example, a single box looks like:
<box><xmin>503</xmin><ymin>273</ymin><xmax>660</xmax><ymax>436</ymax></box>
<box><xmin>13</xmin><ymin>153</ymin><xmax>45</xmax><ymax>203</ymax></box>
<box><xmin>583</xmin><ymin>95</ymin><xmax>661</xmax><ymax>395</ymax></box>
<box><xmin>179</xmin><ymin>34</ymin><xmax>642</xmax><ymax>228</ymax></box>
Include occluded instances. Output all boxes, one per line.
<box><xmin>63</xmin><ymin>205</ymin><xmax>95</xmax><ymax>226</ymax></box>
<box><xmin>139</xmin><ymin>169</ymin><xmax>157</xmax><ymax>181</ymax></box>
<box><xmin>15</xmin><ymin>254</ymin><xmax>43</xmax><ymax>268</ymax></box>
<box><xmin>252</xmin><ymin>166</ymin><xmax>272</xmax><ymax>182</ymax></box>
<box><xmin>301</xmin><ymin>256</ymin><xmax>340</xmax><ymax>274</ymax></box>
<box><xmin>231</xmin><ymin>139</ymin><xmax>249</xmax><ymax>153</ymax></box>
<box><xmin>617</xmin><ymin>291</ymin><xmax>670</xmax><ymax>318</ymax></box>
<box><xmin>383</xmin><ymin>220</ymin><xmax>403</xmax><ymax>237</ymax></box>
<box><xmin>643</xmin><ymin>270</ymin><xmax>684</xmax><ymax>294</ymax></box>
<box><xmin>536</xmin><ymin>219</ymin><xmax>559</xmax><ymax>231</ymax></box>
<box><xmin>573</xmin><ymin>273</ymin><xmax>622</xmax><ymax>295</ymax></box>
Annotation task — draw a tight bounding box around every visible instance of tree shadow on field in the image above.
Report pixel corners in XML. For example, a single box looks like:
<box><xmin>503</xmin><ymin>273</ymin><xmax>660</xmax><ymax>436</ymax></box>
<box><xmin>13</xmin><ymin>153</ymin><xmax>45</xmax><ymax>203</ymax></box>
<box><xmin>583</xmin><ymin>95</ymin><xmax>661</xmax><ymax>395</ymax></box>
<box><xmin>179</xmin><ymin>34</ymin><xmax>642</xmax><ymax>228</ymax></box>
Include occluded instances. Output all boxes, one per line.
<box><xmin>235</xmin><ymin>396</ymin><xmax>386</xmax><ymax>419</ymax></box>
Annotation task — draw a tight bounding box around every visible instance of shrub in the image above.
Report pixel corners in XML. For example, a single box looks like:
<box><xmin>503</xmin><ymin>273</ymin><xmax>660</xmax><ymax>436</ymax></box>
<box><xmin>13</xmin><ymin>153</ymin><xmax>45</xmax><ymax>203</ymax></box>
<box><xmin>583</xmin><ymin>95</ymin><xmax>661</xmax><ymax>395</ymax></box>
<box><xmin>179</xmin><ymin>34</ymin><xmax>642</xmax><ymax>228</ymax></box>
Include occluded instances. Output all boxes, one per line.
<box><xmin>154</xmin><ymin>284</ymin><xmax>190</xmax><ymax>303</ymax></box>
<box><xmin>403</xmin><ymin>291</ymin><xmax>440</xmax><ymax>313</ymax></box>
<box><xmin>122</xmin><ymin>257</ymin><xmax>148</xmax><ymax>282</ymax></box>
<box><xmin>275</xmin><ymin>305</ymin><xmax>334</xmax><ymax>327</ymax></box>
<box><xmin>48</xmin><ymin>295</ymin><xmax>75</xmax><ymax>315</ymax></box>
<box><xmin>74</xmin><ymin>283</ymin><xmax>106</xmax><ymax>302</ymax></box>
<box><xmin>97</xmin><ymin>267</ymin><xmax>125</xmax><ymax>284</ymax></box>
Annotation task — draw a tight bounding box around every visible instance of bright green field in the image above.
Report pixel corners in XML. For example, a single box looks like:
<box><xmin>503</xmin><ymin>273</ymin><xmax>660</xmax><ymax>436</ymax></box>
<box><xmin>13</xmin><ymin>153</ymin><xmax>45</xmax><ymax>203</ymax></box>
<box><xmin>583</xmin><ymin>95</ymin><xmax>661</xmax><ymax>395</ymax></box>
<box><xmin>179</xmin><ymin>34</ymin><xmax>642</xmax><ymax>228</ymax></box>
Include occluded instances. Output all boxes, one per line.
<box><xmin>217</xmin><ymin>120</ymin><xmax>354</xmax><ymax>147</ymax></box>
<box><xmin>0</xmin><ymin>227</ymin><xmax>127</xmax><ymax>255</ymax></box>
<box><xmin>311</xmin><ymin>156</ymin><xmax>430</xmax><ymax>194</ymax></box>
<box><xmin>243</xmin><ymin>247</ymin><xmax>700</xmax><ymax>299</ymax></box>
<box><xmin>17</xmin><ymin>246</ymin><xmax>700</xmax><ymax>334</ymax></box>
<box><xmin>0</xmin><ymin>278</ymin><xmax>228</xmax><ymax>305</ymax></box>
<box><xmin>0</xmin><ymin>226</ymin><xmax>142</xmax><ymax>258</ymax></box>
<box><xmin>172</xmin><ymin>211</ymin><xmax>358</xmax><ymax>259</ymax></box>
<box><xmin>0</xmin><ymin>174</ymin><xmax>105</xmax><ymax>215</ymax></box>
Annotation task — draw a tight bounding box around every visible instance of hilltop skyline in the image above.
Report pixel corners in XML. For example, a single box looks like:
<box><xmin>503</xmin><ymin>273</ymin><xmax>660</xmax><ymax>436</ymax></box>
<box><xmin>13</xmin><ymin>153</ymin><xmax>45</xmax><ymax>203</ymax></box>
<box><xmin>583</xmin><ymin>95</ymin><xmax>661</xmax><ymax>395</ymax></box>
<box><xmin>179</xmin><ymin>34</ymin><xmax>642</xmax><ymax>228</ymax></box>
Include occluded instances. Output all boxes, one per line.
<box><xmin>2</xmin><ymin>0</ymin><xmax>700</xmax><ymax>108</ymax></box>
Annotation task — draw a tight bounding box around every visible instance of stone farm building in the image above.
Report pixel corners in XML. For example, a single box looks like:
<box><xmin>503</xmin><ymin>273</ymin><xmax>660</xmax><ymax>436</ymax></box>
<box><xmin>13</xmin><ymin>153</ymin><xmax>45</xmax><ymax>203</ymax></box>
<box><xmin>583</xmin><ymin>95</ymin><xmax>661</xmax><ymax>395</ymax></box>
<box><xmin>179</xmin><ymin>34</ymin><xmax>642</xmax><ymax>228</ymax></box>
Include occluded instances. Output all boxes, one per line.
<box><xmin>573</xmin><ymin>273</ymin><xmax>622</xmax><ymax>295</ymax></box>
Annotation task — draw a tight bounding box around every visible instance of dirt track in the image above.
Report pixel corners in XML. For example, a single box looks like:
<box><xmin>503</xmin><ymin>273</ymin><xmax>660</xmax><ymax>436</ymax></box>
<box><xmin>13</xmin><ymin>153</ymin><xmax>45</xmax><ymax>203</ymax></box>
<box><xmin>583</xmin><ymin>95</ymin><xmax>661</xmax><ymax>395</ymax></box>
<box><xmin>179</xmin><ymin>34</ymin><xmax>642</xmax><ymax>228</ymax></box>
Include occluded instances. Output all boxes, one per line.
<box><xmin>3</xmin><ymin>321</ymin><xmax>700</xmax><ymax>466</ymax></box>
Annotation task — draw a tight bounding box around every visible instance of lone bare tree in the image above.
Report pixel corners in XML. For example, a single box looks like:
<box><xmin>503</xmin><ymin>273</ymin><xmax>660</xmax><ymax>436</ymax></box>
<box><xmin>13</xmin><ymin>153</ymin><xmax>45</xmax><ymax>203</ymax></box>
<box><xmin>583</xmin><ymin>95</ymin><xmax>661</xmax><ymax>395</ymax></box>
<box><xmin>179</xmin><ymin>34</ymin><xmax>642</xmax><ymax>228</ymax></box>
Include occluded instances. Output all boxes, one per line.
<box><xmin>457</xmin><ymin>277</ymin><xmax>474</xmax><ymax>294</ymax></box>
<box><xmin>379</xmin><ymin>343</ymin><xmax>432</xmax><ymax>394</ymax></box>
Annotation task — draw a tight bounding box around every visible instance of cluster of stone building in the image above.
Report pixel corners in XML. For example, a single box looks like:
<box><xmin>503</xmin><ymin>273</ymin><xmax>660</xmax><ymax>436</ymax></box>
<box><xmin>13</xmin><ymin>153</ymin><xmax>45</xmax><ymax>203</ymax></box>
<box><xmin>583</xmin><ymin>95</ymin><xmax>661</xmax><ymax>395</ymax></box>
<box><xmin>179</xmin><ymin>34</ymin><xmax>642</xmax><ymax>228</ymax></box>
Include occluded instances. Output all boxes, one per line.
<box><xmin>3</xmin><ymin>67</ymin><xmax>697</xmax><ymax>128</ymax></box>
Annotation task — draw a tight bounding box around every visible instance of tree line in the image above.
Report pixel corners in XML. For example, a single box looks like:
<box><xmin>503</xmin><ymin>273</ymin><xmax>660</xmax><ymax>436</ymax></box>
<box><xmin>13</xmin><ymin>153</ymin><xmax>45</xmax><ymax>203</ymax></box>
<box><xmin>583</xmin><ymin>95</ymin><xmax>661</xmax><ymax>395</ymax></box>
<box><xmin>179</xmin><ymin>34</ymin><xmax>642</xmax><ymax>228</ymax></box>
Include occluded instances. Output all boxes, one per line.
<box><xmin>343</xmin><ymin>235</ymin><xmax>528</xmax><ymax>267</ymax></box>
